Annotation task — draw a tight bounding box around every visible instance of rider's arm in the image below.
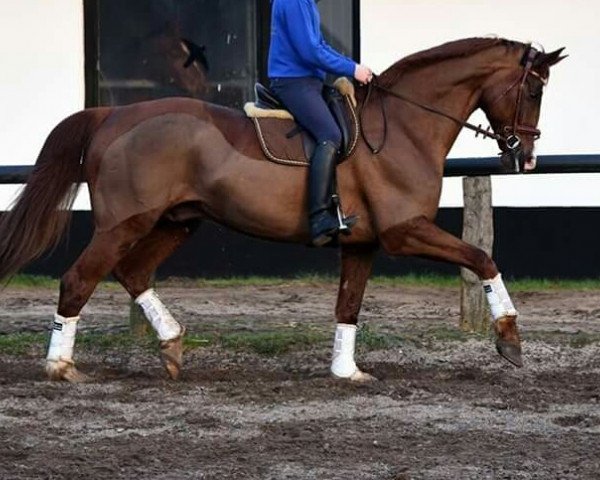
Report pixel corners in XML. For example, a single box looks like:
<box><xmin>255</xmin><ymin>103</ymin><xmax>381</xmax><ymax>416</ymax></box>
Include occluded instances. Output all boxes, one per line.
<box><xmin>281</xmin><ymin>0</ymin><xmax>356</xmax><ymax>77</ymax></box>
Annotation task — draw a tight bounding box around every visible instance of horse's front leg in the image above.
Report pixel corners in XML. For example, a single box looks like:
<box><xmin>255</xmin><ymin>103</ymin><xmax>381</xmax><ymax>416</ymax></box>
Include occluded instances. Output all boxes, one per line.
<box><xmin>379</xmin><ymin>215</ymin><xmax>522</xmax><ymax>367</ymax></box>
<box><xmin>332</xmin><ymin>244</ymin><xmax>378</xmax><ymax>382</ymax></box>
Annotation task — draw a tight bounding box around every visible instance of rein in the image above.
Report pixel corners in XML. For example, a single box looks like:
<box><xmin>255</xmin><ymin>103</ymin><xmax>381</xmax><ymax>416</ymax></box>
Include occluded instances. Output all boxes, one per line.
<box><xmin>359</xmin><ymin>46</ymin><xmax>546</xmax><ymax>159</ymax></box>
<box><xmin>360</xmin><ymin>77</ymin><xmax>504</xmax><ymax>155</ymax></box>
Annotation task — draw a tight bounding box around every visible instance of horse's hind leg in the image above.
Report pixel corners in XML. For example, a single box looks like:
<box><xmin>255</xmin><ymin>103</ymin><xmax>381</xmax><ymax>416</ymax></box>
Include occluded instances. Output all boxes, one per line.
<box><xmin>112</xmin><ymin>219</ymin><xmax>201</xmax><ymax>380</ymax></box>
<box><xmin>379</xmin><ymin>215</ymin><xmax>522</xmax><ymax>367</ymax></box>
<box><xmin>331</xmin><ymin>244</ymin><xmax>378</xmax><ymax>382</ymax></box>
<box><xmin>47</xmin><ymin>216</ymin><xmax>157</xmax><ymax>382</ymax></box>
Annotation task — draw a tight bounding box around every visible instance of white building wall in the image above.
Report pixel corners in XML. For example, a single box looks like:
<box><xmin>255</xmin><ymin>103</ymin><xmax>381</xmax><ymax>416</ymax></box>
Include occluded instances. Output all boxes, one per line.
<box><xmin>1</xmin><ymin>1</ymin><xmax>598</xmax><ymax>210</ymax></box>
<box><xmin>361</xmin><ymin>0</ymin><xmax>600</xmax><ymax>207</ymax></box>
<box><xmin>0</xmin><ymin>0</ymin><xmax>86</xmax><ymax>209</ymax></box>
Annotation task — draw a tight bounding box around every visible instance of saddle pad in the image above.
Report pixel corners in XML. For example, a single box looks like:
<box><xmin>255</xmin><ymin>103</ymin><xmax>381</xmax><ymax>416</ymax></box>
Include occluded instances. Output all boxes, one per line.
<box><xmin>249</xmin><ymin>94</ymin><xmax>359</xmax><ymax>167</ymax></box>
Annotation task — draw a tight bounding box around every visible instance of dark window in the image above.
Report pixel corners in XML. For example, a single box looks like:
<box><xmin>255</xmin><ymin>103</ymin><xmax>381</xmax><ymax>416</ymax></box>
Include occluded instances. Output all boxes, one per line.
<box><xmin>320</xmin><ymin>0</ymin><xmax>359</xmax><ymax>60</ymax></box>
<box><xmin>85</xmin><ymin>0</ymin><xmax>359</xmax><ymax>108</ymax></box>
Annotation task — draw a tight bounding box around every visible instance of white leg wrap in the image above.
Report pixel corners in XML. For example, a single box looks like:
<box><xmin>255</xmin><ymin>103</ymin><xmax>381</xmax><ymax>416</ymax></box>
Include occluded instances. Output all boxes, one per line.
<box><xmin>483</xmin><ymin>273</ymin><xmax>518</xmax><ymax>320</ymax></box>
<box><xmin>135</xmin><ymin>288</ymin><xmax>182</xmax><ymax>341</ymax></box>
<box><xmin>47</xmin><ymin>314</ymin><xmax>79</xmax><ymax>362</ymax></box>
<box><xmin>331</xmin><ymin>323</ymin><xmax>359</xmax><ymax>378</ymax></box>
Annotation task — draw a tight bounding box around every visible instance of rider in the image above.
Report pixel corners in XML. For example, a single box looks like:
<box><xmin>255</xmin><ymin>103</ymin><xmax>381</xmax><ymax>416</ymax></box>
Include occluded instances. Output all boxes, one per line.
<box><xmin>268</xmin><ymin>0</ymin><xmax>373</xmax><ymax>246</ymax></box>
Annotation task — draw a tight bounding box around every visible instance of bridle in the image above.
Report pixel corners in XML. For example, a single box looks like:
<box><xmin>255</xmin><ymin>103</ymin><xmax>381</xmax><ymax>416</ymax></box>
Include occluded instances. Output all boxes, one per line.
<box><xmin>359</xmin><ymin>45</ymin><xmax>548</xmax><ymax>171</ymax></box>
<box><xmin>490</xmin><ymin>46</ymin><xmax>547</xmax><ymax>151</ymax></box>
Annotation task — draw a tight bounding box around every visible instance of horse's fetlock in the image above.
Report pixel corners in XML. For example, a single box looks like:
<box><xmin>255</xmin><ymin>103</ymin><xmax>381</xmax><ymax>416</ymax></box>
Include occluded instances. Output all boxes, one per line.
<box><xmin>45</xmin><ymin>359</ymin><xmax>72</xmax><ymax>381</ymax></box>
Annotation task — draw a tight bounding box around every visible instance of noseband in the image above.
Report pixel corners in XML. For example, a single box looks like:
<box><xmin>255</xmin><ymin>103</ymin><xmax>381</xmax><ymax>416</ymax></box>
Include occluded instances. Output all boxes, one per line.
<box><xmin>359</xmin><ymin>45</ymin><xmax>547</xmax><ymax>171</ymax></box>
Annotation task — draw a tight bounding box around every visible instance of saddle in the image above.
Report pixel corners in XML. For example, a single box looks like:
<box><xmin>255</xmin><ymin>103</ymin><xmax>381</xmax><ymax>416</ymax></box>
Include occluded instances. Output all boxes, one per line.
<box><xmin>244</xmin><ymin>78</ymin><xmax>359</xmax><ymax>167</ymax></box>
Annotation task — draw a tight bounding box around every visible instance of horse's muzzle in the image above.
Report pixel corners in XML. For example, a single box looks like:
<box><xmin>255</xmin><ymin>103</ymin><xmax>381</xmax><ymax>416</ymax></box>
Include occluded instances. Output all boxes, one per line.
<box><xmin>500</xmin><ymin>147</ymin><xmax>538</xmax><ymax>173</ymax></box>
<box><xmin>500</xmin><ymin>145</ymin><xmax>525</xmax><ymax>173</ymax></box>
<box><xmin>499</xmin><ymin>133</ymin><xmax>538</xmax><ymax>173</ymax></box>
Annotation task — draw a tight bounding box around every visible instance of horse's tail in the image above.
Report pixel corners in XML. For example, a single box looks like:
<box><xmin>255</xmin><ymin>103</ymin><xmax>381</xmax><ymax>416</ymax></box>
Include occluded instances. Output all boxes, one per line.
<box><xmin>0</xmin><ymin>108</ymin><xmax>111</xmax><ymax>281</ymax></box>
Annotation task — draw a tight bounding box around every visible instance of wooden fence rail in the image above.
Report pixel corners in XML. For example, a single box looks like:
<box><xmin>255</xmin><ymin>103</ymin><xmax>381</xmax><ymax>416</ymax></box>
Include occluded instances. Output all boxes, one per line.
<box><xmin>3</xmin><ymin>154</ymin><xmax>600</xmax><ymax>184</ymax></box>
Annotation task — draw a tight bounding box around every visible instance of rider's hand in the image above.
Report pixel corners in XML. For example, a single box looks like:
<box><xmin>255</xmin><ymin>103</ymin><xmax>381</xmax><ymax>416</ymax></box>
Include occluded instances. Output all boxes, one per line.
<box><xmin>354</xmin><ymin>64</ymin><xmax>373</xmax><ymax>84</ymax></box>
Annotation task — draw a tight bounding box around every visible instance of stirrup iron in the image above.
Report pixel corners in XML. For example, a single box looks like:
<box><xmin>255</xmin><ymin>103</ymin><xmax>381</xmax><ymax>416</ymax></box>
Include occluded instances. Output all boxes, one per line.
<box><xmin>332</xmin><ymin>194</ymin><xmax>356</xmax><ymax>236</ymax></box>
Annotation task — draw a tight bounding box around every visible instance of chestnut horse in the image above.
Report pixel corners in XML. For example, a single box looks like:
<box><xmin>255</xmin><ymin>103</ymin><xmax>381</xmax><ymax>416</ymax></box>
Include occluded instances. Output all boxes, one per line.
<box><xmin>0</xmin><ymin>38</ymin><xmax>565</xmax><ymax>382</ymax></box>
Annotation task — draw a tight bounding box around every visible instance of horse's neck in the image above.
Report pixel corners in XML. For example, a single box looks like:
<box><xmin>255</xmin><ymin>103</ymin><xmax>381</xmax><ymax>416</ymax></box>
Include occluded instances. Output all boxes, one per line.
<box><xmin>385</xmin><ymin>54</ymin><xmax>495</xmax><ymax>159</ymax></box>
<box><xmin>416</xmin><ymin>61</ymin><xmax>487</xmax><ymax>111</ymax></box>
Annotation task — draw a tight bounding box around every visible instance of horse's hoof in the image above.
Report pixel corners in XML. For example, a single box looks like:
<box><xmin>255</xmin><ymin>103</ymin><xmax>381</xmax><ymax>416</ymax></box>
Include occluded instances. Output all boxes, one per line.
<box><xmin>46</xmin><ymin>360</ymin><xmax>92</xmax><ymax>383</ymax></box>
<box><xmin>495</xmin><ymin>339</ymin><xmax>523</xmax><ymax>367</ymax></box>
<box><xmin>159</xmin><ymin>326</ymin><xmax>185</xmax><ymax>380</ymax></box>
<box><xmin>333</xmin><ymin>368</ymin><xmax>378</xmax><ymax>383</ymax></box>
<box><xmin>494</xmin><ymin>315</ymin><xmax>523</xmax><ymax>368</ymax></box>
<box><xmin>349</xmin><ymin>369</ymin><xmax>379</xmax><ymax>383</ymax></box>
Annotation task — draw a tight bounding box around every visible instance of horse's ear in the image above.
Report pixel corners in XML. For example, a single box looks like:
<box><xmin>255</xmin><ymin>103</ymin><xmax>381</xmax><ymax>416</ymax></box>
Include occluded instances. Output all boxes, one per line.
<box><xmin>537</xmin><ymin>48</ymin><xmax>568</xmax><ymax>68</ymax></box>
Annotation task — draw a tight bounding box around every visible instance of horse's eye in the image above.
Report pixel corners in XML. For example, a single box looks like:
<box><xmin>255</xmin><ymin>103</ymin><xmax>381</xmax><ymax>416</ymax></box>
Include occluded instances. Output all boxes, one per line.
<box><xmin>527</xmin><ymin>78</ymin><xmax>544</xmax><ymax>99</ymax></box>
<box><xmin>530</xmin><ymin>84</ymin><xmax>543</xmax><ymax>98</ymax></box>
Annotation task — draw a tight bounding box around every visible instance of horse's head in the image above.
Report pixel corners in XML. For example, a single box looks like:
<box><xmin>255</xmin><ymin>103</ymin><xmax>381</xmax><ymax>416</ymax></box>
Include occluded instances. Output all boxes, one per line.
<box><xmin>144</xmin><ymin>25</ymin><xmax>210</xmax><ymax>99</ymax></box>
<box><xmin>479</xmin><ymin>45</ymin><xmax>566</xmax><ymax>172</ymax></box>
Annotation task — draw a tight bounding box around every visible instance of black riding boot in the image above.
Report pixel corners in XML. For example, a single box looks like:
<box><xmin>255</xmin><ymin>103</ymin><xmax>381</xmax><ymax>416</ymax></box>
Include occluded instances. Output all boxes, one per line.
<box><xmin>308</xmin><ymin>140</ymin><xmax>343</xmax><ymax>247</ymax></box>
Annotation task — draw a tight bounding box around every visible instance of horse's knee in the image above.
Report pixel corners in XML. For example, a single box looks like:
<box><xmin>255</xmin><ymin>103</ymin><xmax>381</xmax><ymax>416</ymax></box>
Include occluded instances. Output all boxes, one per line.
<box><xmin>455</xmin><ymin>242</ymin><xmax>498</xmax><ymax>279</ymax></box>
<box><xmin>473</xmin><ymin>249</ymin><xmax>498</xmax><ymax>280</ymax></box>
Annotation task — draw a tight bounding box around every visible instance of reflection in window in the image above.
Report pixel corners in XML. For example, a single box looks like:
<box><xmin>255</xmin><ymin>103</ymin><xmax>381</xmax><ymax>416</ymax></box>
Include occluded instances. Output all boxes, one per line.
<box><xmin>95</xmin><ymin>0</ymin><xmax>257</xmax><ymax>109</ymax></box>
<box><xmin>87</xmin><ymin>0</ymin><xmax>358</xmax><ymax>109</ymax></box>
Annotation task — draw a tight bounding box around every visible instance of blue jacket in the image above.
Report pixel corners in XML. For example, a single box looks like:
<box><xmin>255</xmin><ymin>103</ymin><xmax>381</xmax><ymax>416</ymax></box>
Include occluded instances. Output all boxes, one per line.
<box><xmin>268</xmin><ymin>0</ymin><xmax>356</xmax><ymax>80</ymax></box>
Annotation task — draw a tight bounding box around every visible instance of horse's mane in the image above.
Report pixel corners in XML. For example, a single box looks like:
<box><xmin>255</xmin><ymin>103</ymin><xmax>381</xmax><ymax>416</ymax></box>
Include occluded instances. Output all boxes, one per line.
<box><xmin>378</xmin><ymin>37</ymin><xmax>524</xmax><ymax>87</ymax></box>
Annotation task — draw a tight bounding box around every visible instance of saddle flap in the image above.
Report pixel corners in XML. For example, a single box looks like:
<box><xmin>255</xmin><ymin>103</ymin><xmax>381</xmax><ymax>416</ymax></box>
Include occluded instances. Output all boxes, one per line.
<box><xmin>246</xmin><ymin>79</ymin><xmax>359</xmax><ymax>167</ymax></box>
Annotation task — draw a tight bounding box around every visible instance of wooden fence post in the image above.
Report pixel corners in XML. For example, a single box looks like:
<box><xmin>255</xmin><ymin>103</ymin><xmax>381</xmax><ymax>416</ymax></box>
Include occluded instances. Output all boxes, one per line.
<box><xmin>129</xmin><ymin>301</ymin><xmax>150</xmax><ymax>337</ymax></box>
<box><xmin>129</xmin><ymin>274</ymin><xmax>155</xmax><ymax>337</ymax></box>
<box><xmin>460</xmin><ymin>176</ymin><xmax>493</xmax><ymax>333</ymax></box>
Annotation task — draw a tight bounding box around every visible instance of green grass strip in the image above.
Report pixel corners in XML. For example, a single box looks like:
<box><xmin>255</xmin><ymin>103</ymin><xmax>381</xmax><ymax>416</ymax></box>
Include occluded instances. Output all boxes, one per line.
<box><xmin>0</xmin><ymin>332</ymin><xmax>46</xmax><ymax>355</ymax></box>
<box><xmin>218</xmin><ymin>329</ymin><xmax>327</xmax><ymax>355</ymax></box>
<box><xmin>0</xmin><ymin>332</ymin><xmax>144</xmax><ymax>355</ymax></box>
<box><xmin>5</xmin><ymin>275</ymin><xmax>60</xmax><ymax>289</ymax></box>
<box><xmin>2</xmin><ymin>325</ymin><xmax>600</xmax><ymax>358</ymax></box>
<box><xmin>7</xmin><ymin>273</ymin><xmax>600</xmax><ymax>291</ymax></box>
